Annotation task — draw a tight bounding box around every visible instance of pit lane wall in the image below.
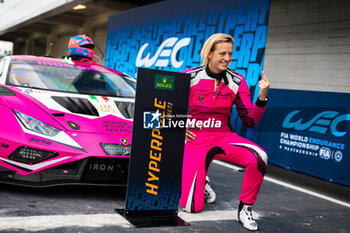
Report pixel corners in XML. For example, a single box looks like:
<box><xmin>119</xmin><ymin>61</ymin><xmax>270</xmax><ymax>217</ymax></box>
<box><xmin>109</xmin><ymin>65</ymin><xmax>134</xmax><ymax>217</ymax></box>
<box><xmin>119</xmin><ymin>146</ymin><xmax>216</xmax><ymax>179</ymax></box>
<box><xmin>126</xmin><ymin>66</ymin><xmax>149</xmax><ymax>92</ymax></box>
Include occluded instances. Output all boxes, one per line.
<box><xmin>255</xmin><ymin>89</ymin><xmax>350</xmax><ymax>186</ymax></box>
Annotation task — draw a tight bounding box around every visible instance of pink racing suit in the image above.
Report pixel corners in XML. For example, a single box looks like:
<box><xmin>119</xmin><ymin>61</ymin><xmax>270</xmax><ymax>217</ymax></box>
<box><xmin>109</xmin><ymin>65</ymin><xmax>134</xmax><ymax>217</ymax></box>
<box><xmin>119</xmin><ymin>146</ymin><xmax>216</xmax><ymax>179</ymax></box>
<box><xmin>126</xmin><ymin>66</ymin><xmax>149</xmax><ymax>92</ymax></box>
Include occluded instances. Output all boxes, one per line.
<box><xmin>180</xmin><ymin>66</ymin><xmax>268</xmax><ymax>213</ymax></box>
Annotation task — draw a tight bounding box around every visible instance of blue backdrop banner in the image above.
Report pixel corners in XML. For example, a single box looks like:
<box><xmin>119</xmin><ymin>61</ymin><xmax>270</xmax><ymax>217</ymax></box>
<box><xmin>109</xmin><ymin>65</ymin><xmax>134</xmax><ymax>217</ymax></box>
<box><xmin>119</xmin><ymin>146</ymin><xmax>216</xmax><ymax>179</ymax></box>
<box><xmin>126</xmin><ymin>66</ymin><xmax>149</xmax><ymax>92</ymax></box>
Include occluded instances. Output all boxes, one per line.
<box><xmin>105</xmin><ymin>0</ymin><xmax>270</xmax><ymax>140</ymax></box>
<box><xmin>256</xmin><ymin>89</ymin><xmax>350</xmax><ymax>186</ymax></box>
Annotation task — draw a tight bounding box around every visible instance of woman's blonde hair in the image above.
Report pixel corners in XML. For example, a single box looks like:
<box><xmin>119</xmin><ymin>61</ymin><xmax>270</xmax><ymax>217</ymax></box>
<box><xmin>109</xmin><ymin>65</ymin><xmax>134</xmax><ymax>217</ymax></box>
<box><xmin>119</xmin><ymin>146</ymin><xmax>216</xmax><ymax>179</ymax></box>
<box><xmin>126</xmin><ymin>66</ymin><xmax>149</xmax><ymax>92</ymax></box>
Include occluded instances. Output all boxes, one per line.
<box><xmin>200</xmin><ymin>33</ymin><xmax>234</xmax><ymax>66</ymax></box>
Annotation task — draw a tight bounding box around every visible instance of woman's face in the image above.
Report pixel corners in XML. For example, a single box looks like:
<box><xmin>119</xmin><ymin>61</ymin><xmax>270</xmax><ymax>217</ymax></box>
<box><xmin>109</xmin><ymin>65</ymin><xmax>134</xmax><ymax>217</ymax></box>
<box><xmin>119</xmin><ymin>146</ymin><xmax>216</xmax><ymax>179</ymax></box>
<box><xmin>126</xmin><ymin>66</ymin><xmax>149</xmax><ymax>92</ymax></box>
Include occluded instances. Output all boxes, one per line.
<box><xmin>207</xmin><ymin>42</ymin><xmax>233</xmax><ymax>74</ymax></box>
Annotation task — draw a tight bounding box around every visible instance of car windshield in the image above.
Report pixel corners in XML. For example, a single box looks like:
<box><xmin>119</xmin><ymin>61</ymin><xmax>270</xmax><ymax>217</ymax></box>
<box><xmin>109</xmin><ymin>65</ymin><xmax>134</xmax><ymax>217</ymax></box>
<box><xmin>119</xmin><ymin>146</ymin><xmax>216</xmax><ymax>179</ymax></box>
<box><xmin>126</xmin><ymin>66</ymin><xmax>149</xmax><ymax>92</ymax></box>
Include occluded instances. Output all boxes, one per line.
<box><xmin>7</xmin><ymin>59</ymin><xmax>136</xmax><ymax>98</ymax></box>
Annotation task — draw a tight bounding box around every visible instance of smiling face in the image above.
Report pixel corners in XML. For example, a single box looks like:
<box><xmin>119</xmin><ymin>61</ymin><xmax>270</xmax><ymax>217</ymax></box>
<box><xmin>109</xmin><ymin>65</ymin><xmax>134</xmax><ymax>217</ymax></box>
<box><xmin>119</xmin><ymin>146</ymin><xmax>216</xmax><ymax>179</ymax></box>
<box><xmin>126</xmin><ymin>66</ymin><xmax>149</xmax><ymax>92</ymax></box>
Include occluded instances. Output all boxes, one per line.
<box><xmin>207</xmin><ymin>42</ymin><xmax>233</xmax><ymax>74</ymax></box>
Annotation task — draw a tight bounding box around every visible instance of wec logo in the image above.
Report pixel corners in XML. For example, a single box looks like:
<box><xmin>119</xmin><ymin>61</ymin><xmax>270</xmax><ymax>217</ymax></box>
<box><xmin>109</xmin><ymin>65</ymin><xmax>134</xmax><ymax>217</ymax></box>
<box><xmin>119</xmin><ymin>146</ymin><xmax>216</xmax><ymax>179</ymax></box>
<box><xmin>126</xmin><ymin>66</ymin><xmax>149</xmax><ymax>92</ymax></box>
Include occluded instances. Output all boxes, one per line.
<box><xmin>136</xmin><ymin>37</ymin><xmax>191</xmax><ymax>68</ymax></box>
<box><xmin>282</xmin><ymin>110</ymin><xmax>350</xmax><ymax>137</ymax></box>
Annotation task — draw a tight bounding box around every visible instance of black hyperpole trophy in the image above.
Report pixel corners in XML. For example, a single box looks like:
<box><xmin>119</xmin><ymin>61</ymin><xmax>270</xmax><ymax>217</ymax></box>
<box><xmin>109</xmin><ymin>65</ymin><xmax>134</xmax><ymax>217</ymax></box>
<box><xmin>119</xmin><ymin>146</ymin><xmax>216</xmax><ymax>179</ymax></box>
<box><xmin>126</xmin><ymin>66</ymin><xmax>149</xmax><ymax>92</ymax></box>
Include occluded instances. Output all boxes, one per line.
<box><xmin>116</xmin><ymin>68</ymin><xmax>190</xmax><ymax>228</ymax></box>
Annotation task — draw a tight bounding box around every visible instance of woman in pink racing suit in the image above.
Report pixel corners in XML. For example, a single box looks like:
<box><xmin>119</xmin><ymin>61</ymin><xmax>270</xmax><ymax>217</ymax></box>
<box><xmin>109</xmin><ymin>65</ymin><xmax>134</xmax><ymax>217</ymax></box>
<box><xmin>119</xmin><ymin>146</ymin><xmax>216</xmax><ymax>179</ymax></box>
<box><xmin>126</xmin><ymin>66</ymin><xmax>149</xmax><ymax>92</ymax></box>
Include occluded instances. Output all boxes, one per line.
<box><xmin>179</xmin><ymin>33</ymin><xmax>270</xmax><ymax>231</ymax></box>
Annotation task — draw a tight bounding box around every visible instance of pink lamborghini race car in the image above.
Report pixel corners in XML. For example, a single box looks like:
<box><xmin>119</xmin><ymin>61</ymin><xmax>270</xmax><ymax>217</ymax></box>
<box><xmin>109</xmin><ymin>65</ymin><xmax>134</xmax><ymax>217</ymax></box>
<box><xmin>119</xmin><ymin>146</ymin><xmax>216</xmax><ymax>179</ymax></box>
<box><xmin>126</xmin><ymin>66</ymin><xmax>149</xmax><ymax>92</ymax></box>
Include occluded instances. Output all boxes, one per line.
<box><xmin>0</xmin><ymin>55</ymin><xmax>135</xmax><ymax>186</ymax></box>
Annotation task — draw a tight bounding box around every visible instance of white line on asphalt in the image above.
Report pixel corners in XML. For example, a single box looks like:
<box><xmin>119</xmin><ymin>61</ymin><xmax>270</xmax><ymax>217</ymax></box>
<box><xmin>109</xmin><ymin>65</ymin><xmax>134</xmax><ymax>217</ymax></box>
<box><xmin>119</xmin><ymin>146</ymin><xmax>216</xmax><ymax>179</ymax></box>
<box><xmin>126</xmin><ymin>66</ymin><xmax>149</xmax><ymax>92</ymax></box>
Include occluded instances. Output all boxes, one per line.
<box><xmin>0</xmin><ymin>210</ymin><xmax>260</xmax><ymax>231</ymax></box>
<box><xmin>0</xmin><ymin>214</ymin><xmax>131</xmax><ymax>231</ymax></box>
<box><xmin>212</xmin><ymin>160</ymin><xmax>350</xmax><ymax>208</ymax></box>
<box><xmin>178</xmin><ymin>210</ymin><xmax>260</xmax><ymax>222</ymax></box>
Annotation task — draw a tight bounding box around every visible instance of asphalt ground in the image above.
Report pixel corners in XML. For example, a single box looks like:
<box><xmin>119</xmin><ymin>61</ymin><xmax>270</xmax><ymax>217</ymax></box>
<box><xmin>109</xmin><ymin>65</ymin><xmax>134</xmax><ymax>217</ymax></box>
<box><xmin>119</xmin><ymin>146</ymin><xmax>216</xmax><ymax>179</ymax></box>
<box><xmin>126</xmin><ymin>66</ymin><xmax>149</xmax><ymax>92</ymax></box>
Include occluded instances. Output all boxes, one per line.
<box><xmin>0</xmin><ymin>161</ymin><xmax>349</xmax><ymax>233</ymax></box>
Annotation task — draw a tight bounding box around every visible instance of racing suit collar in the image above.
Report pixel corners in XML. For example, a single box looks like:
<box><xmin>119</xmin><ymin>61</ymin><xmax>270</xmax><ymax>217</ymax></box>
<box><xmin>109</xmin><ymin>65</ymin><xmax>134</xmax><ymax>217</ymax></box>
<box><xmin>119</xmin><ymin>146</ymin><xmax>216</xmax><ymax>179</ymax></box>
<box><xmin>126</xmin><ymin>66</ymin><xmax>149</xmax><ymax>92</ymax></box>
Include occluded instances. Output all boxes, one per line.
<box><xmin>205</xmin><ymin>66</ymin><xmax>228</xmax><ymax>85</ymax></box>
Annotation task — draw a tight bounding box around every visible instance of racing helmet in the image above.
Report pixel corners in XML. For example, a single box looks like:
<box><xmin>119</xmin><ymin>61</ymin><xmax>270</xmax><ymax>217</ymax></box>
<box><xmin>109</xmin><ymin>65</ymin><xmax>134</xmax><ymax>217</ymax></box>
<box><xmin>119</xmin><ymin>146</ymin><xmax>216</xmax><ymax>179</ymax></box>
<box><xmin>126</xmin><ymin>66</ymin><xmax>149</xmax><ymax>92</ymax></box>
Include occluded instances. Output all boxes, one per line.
<box><xmin>68</xmin><ymin>35</ymin><xmax>95</xmax><ymax>59</ymax></box>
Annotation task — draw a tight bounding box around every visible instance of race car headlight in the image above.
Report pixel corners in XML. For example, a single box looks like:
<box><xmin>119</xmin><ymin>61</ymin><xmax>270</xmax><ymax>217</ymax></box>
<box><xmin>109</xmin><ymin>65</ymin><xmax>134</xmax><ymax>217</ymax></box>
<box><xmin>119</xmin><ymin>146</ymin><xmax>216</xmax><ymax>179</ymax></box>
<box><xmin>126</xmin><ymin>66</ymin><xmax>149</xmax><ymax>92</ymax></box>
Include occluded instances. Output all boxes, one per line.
<box><xmin>14</xmin><ymin>110</ymin><xmax>60</xmax><ymax>137</ymax></box>
<box><xmin>100</xmin><ymin>143</ymin><xmax>131</xmax><ymax>156</ymax></box>
<box><xmin>9</xmin><ymin>146</ymin><xmax>58</xmax><ymax>164</ymax></box>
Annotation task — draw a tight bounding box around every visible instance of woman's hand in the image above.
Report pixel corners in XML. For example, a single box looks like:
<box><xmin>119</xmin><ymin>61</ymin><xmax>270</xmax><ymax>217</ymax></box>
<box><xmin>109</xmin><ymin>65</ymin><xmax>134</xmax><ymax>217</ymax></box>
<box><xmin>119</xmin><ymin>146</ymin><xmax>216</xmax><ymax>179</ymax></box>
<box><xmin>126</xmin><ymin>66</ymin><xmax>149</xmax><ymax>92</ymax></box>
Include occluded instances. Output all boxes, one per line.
<box><xmin>186</xmin><ymin>128</ymin><xmax>196</xmax><ymax>142</ymax></box>
<box><xmin>258</xmin><ymin>71</ymin><xmax>270</xmax><ymax>101</ymax></box>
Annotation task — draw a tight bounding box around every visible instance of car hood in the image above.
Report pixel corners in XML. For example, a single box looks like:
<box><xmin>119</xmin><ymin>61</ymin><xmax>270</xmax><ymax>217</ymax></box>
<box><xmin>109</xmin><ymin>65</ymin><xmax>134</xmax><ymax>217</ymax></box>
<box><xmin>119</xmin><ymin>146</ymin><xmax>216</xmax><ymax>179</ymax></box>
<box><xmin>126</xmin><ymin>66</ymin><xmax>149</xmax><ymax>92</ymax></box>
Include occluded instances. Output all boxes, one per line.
<box><xmin>3</xmin><ymin>86</ymin><xmax>134</xmax><ymax>134</ymax></box>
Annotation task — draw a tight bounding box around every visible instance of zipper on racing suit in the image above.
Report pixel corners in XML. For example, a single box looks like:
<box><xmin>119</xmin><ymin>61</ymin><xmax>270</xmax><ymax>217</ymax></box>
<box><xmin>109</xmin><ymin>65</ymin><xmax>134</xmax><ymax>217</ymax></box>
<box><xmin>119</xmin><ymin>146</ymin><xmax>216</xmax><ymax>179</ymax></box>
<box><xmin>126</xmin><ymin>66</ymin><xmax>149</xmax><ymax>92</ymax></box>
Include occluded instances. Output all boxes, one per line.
<box><xmin>213</xmin><ymin>79</ymin><xmax>221</xmax><ymax>99</ymax></box>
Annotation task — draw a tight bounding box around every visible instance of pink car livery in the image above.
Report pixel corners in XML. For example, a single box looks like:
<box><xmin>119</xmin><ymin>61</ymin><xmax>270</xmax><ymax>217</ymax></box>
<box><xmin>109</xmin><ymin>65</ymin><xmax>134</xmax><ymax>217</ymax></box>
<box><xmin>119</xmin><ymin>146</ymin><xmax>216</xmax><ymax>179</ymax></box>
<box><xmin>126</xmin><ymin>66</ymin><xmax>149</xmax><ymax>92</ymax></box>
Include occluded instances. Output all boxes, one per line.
<box><xmin>0</xmin><ymin>55</ymin><xmax>135</xmax><ymax>186</ymax></box>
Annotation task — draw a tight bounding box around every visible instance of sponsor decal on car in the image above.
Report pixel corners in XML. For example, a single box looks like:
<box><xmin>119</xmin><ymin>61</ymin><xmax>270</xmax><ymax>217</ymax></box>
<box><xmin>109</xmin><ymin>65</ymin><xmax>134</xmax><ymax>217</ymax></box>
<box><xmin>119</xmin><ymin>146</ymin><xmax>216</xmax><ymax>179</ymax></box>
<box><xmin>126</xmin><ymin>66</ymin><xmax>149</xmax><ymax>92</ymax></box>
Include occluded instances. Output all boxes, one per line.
<box><xmin>0</xmin><ymin>142</ymin><xmax>9</xmax><ymax>149</ymax></box>
<box><xmin>29</xmin><ymin>137</ymin><xmax>52</xmax><ymax>146</ymax></box>
<box><xmin>67</xmin><ymin>121</ymin><xmax>80</xmax><ymax>130</ymax></box>
<box><xmin>101</xmin><ymin>120</ymin><xmax>132</xmax><ymax>133</ymax></box>
<box><xmin>120</xmin><ymin>138</ymin><xmax>128</xmax><ymax>145</ymax></box>
<box><xmin>88</xmin><ymin>163</ymin><xmax>114</xmax><ymax>172</ymax></box>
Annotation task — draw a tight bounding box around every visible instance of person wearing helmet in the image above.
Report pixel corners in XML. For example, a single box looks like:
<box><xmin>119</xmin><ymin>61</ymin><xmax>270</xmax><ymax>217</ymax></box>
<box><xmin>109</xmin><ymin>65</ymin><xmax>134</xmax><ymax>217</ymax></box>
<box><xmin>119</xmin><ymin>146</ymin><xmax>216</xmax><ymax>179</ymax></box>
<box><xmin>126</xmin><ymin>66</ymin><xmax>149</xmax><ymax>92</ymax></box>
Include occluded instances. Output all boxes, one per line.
<box><xmin>67</xmin><ymin>35</ymin><xmax>95</xmax><ymax>61</ymax></box>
